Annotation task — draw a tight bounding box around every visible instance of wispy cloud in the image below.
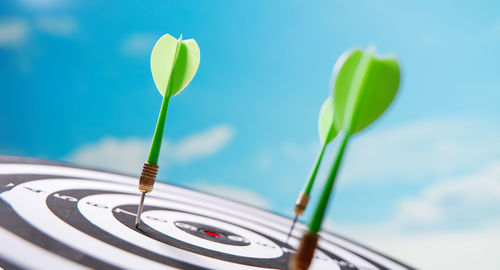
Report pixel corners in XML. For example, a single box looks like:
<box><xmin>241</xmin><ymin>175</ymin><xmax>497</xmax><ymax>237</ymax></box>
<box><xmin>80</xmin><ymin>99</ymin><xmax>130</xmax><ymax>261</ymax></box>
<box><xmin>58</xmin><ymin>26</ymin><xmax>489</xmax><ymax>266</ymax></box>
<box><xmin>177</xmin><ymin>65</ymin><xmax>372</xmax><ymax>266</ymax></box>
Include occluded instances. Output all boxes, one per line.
<box><xmin>0</xmin><ymin>15</ymin><xmax>78</xmax><ymax>48</ymax></box>
<box><xmin>338</xmin><ymin>118</ymin><xmax>500</xmax><ymax>183</ymax></box>
<box><xmin>254</xmin><ymin>141</ymin><xmax>317</xmax><ymax>173</ymax></box>
<box><xmin>166</xmin><ymin>125</ymin><xmax>234</xmax><ymax>164</ymax></box>
<box><xmin>0</xmin><ymin>15</ymin><xmax>77</xmax><ymax>73</ymax></box>
<box><xmin>19</xmin><ymin>0</ymin><xmax>67</xmax><ymax>9</ymax></box>
<box><xmin>121</xmin><ymin>33</ymin><xmax>158</xmax><ymax>57</ymax></box>
<box><xmin>35</xmin><ymin>15</ymin><xmax>77</xmax><ymax>37</ymax></box>
<box><xmin>188</xmin><ymin>182</ymin><xmax>271</xmax><ymax>209</ymax></box>
<box><xmin>329</xmin><ymin>219</ymin><xmax>500</xmax><ymax>270</ymax></box>
<box><xmin>0</xmin><ymin>18</ymin><xmax>29</xmax><ymax>48</ymax></box>
<box><xmin>66</xmin><ymin>137</ymin><xmax>150</xmax><ymax>175</ymax></box>
<box><xmin>395</xmin><ymin>159</ymin><xmax>500</xmax><ymax>231</ymax></box>
<box><xmin>66</xmin><ymin>124</ymin><xmax>234</xmax><ymax>175</ymax></box>
<box><xmin>255</xmin><ymin>149</ymin><xmax>274</xmax><ymax>172</ymax></box>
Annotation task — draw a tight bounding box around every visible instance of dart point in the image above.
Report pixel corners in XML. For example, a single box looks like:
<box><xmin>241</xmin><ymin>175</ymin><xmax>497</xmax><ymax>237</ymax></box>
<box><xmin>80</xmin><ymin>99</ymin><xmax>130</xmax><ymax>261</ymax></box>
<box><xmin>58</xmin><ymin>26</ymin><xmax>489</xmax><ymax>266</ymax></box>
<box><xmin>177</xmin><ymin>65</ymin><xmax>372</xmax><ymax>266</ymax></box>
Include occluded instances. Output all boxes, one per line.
<box><xmin>135</xmin><ymin>192</ymin><xmax>146</xmax><ymax>227</ymax></box>
<box><xmin>286</xmin><ymin>215</ymin><xmax>298</xmax><ymax>242</ymax></box>
<box><xmin>135</xmin><ymin>163</ymin><xmax>159</xmax><ymax>227</ymax></box>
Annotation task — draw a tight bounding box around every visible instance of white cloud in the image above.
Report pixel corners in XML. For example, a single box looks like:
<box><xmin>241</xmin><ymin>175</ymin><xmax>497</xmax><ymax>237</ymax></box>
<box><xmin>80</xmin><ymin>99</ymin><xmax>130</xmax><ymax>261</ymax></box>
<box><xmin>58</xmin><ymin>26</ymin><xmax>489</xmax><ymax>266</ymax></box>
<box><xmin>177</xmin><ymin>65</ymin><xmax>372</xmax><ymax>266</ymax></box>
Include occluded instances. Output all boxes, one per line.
<box><xmin>329</xmin><ymin>221</ymin><xmax>500</xmax><ymax>270</ymax></box>
<box><xmin>35</xmin><ymin>15</ymin><xmax>77</xmax><ymax>37</ymax></box>
<box><xmin>395</xmin><ymin>159</ymin><xmax>500</xmax><ymax>230</ymax></box>
<box><xmin>66</xmin><ymin>124</ymin><xmax>234</xmax><ymax>175</ymax></box>
<box><xmin>188</xmin><ymin>182</ymin><xmax>271</xmax><ymax>209</ymax></box>
<box><xmin>255</xmin><ymin>149</ymin><xmax>274</xmax><ymax>172</ymax></box>
<box><xmin>326</xmin><ymin>161</ymin><xmax>500</xmax><ymax>270</ymax></box>
<box><xmin>165</xmin><ymin>125</ymin><xmax>234</xmax><ymax>164</ymax></box>
<box><xmin>66</xmin><ymin>137</ymin><xmax>150</xmax><ymax>175</ymax></box>
<box><xmin>0</xmin><ymin>18</ymin><xmax>29</xmax><ymax>48</ymax></box>
<box><xmin>338</xmin><ymin>118</ymin><xmax>500</xmax><ymax>183</ymax></box>
<box><xmin>121</xmin><ymin>33</ymin><xmax>158</xmax><ymax>57</ymax></box>
<box><xmin>254</xmin><ymin>141</ymin><xmax>317</xmax><ymax>172</ymax></box>
<box><xmin>280</xmin><ymin>141</ymin><xmax>317</xmax><ymax>161</ymax></box>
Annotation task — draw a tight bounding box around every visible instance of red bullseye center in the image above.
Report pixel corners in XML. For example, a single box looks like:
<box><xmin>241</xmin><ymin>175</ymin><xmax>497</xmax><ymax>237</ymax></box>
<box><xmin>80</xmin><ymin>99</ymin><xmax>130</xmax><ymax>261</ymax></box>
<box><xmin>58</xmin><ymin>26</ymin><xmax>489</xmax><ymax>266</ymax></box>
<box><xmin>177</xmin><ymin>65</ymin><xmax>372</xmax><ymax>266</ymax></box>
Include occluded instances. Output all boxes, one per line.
<box><xmin>203</xmin><ymin>231</ymin><xmax>220</xmax><ymax>237</ymax></box>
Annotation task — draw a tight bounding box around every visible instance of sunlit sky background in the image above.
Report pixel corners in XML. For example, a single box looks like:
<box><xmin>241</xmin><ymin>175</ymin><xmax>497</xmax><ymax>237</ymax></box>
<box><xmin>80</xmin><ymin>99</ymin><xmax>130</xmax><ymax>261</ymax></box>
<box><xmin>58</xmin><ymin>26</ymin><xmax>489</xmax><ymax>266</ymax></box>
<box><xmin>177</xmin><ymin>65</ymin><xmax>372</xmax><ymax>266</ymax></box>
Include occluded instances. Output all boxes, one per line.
<box><xmin>1</xmin><ymin>0</ymin><xmax>500</xmax><ymax>269</ymax></box>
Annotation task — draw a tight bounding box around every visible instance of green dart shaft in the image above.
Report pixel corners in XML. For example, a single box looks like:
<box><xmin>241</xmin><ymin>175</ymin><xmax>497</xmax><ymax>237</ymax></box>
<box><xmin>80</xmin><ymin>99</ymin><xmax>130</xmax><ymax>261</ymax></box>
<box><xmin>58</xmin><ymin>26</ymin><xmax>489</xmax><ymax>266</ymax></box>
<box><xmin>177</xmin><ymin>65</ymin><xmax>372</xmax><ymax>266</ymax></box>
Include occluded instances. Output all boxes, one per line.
<box><xmin>147</xmin><ymin>92</ymin><xmax>171</xmax><ymax>165</ymax></box>
<box><xmin>308</xmin><ymin>132</ymin><xmax>349</xmax><ymax>232</ymax></box>
<box><xmin>137</xmin><ymin>88</ymin><xmax>172</xmax><ymax>228</ymax></box>
<box><xmin>146</xmin><ymin>36</ymin><xmax>182</xmax><ymax>165</ymax></box>
<box><xmin>286</xmin><ymin>125</ymin><xmax>335</xmax><ymax>243</ymax></box>
<box><xmin>303</xmin><ymin>125</ymin><xmax>335</xmax><ymax>195</ymax></box>
<box><xmin>304</xmin><ymin>143</ymin><xmax>326</xmax><ymax>194</ymax></box>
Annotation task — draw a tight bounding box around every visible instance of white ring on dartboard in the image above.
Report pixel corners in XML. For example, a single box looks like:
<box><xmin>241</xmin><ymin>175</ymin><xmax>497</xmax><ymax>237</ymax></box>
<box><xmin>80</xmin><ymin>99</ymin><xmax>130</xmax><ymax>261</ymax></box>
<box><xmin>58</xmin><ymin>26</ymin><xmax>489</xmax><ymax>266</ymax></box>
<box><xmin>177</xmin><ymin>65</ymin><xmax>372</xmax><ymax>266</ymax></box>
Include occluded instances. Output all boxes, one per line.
<box><xmin>79</xmin><ymin>194</ymin><xmax>283</xmax><ymax>259</ymax></box>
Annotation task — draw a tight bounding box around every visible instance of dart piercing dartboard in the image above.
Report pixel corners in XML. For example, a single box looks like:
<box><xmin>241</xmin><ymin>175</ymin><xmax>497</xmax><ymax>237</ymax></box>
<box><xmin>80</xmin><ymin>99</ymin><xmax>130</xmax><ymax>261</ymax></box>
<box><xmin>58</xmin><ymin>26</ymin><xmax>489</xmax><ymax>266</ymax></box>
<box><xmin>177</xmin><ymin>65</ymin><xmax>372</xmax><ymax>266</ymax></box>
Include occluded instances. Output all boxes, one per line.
<box><xmin>0</xmin><ymin>156</ymin><xmax>413</xmax><ymax>270</ymax></box>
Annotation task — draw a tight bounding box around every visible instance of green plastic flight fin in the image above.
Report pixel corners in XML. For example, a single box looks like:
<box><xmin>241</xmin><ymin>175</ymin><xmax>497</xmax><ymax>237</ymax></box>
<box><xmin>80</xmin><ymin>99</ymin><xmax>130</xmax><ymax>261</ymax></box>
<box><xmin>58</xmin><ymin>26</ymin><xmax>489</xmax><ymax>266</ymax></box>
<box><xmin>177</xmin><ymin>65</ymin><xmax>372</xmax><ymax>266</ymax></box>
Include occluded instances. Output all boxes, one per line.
<box><xmin>332</xmin><ymin>47</ymin><xmax>400</xmax><ymax>135</ymax></box>
<box><xmin>150</xmin><ymin>34</ymin><xmax>201</xmax><ymax>97</ymax></box>
<box><xmin>318</xmin><ymin>96</ymin><xmax>337</xmax><ymax>144</ymax></box>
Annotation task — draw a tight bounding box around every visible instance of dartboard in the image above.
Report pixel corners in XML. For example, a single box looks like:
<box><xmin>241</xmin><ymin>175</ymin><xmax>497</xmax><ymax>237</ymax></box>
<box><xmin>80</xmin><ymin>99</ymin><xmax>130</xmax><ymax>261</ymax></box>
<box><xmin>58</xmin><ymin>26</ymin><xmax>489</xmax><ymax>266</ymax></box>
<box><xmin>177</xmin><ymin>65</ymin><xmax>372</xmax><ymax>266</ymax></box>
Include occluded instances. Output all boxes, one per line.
<box><xmin>0</xmin><ymin>156</ymin><xmax>413</xmax><ymax>270</ymax></box>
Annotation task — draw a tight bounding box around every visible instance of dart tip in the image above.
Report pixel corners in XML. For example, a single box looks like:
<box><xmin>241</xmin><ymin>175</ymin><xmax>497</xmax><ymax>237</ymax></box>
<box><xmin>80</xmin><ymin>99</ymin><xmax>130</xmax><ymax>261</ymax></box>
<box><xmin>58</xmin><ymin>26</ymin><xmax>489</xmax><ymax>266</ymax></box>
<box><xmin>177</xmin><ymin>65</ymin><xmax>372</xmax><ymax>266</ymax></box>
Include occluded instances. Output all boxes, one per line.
<box><xmin>289</xmin><ymin>231</ymin><xmax>318</xmax><ymax>270</ymax></box>
<box><xmin>286</xmin><ymin>215</ymin><xmax>299</xmax><ymax>242</ymax></box>
<box><xmin>135</xmin><ymin>192</ymin><xmax>146</xmax><ymax>228</ymax></box>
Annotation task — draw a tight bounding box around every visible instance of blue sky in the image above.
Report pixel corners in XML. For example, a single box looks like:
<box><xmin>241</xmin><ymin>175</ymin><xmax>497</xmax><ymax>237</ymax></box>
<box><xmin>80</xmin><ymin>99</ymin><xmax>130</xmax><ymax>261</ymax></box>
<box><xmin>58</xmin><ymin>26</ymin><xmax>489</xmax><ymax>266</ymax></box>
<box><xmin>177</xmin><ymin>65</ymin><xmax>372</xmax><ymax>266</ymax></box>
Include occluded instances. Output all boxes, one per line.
<box><xmin>1</xmin><ymin>0</ymin><xmax>500</xmax><ymax>269</ymax></box>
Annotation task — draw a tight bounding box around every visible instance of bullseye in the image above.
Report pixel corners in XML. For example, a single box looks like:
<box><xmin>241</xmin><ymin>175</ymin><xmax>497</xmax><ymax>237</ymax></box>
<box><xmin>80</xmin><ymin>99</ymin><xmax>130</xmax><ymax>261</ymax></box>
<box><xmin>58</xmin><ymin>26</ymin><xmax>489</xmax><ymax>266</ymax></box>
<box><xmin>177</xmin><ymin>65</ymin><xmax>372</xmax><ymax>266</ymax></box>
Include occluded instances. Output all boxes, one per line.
<box><xmin>204</xmin><ymin>231</ymin><xmax>220</xmax><ymax>237</ymax></box>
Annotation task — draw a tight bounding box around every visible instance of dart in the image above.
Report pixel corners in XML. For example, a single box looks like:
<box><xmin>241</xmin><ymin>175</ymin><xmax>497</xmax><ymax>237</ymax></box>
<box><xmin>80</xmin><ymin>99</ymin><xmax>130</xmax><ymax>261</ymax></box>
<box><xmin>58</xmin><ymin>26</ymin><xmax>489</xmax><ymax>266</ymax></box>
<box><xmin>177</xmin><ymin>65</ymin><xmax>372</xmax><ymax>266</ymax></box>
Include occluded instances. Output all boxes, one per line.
<box><xmin>286</xmin><ymin>96</ymin><xmax>338</xmax><ymax>242</ymax></box>
<box><xmin>135</xmin><ymin>33</ymin><xmax>201</xmax><ymax>228</ymax></box>
<box><xmin>291</xmin><ymin>47</ymin><xmax>401</xmax><ymax>270</ymax></box>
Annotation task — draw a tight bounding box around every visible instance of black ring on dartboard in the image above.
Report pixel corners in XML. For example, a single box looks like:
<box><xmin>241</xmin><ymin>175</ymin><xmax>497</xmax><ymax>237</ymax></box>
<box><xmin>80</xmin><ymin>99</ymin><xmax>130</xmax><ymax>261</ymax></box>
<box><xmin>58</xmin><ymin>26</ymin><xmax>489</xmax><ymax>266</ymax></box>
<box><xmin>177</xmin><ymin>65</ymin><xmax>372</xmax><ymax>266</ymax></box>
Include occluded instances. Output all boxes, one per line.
<box><xmin>46</xmin><ymin>189</ymin><xmax>299</xmax><ymax>269</ymax></box>
<box><xmin>0</xmin><ymin>177</ymin><xmax>119</xmax><ymax>270</ymax></box>
<box><xmin>172</xmin><ymin>220</ymin><xmax>251</xmax><ymax>246</ymax></box>
<box><xmin>116</xmin><ymin>204</ymin><xmax>297</xmax><ymax>267</ymax></box>
<box><xmin>113</xmin><ymin>195</ymin><xmax>368</xmax><ymax>270</ymax></box>
<box><xmin>46</xmin><ymin>189</ymin><xmax>202</xmax><ymax>269</ymax></box>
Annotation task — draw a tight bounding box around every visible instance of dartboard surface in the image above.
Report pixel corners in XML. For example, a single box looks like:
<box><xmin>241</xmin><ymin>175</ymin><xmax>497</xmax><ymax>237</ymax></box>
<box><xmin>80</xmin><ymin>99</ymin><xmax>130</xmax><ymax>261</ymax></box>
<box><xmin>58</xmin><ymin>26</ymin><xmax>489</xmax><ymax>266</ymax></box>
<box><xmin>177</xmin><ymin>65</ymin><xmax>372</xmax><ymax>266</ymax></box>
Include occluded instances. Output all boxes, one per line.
<box><xmin>0</xmin><ymin>156</ymin><xmax>413</xmax><ymax>270</ymax></box>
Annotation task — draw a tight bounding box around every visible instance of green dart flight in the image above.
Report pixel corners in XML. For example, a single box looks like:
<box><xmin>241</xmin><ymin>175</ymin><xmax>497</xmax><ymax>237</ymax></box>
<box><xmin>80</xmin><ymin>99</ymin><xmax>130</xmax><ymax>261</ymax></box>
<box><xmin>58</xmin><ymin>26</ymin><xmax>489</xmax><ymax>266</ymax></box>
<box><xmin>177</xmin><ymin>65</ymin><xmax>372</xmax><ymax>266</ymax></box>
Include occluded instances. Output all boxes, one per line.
<box><xmin>291</xmin><ymin>46</ymin><xmax>401</xmax><ymax>270</ymax></box>
<box><xmin>135</xmin><ymin>34</ymin><xmax>201</xmax><ymax>228</ymax></box>
<box><xmin>286</xmin><ymin>96</ymin><xmax>338</xmax><ymax>242</ymax></box>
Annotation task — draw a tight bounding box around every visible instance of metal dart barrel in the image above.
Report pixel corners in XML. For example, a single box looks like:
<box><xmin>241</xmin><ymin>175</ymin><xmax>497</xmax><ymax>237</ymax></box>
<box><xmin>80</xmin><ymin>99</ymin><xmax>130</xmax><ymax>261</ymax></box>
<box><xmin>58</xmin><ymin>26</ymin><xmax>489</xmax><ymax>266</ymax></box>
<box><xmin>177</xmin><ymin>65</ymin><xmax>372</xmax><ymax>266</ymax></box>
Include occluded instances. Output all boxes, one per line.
<box><xmin>135</xmin><ymin>162</ymin><xmax>159</xmax><ymax>227</ymax></box>
<box><xmin>294</xmin><ymin>191</ymin><xmax>310</xmax><ymax>216</ymax></box>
